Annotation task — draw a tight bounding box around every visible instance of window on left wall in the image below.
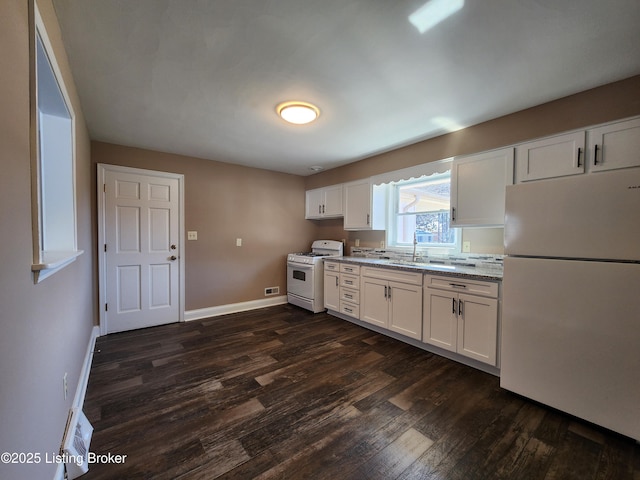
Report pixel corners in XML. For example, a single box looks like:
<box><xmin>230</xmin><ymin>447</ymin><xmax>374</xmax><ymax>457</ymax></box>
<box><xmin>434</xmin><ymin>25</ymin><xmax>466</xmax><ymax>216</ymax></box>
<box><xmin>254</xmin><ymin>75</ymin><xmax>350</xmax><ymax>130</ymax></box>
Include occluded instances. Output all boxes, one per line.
<box><xmin>30</xmin><ymin>3</ymin><xmax>82</xmax><ymax>283</ymax></box>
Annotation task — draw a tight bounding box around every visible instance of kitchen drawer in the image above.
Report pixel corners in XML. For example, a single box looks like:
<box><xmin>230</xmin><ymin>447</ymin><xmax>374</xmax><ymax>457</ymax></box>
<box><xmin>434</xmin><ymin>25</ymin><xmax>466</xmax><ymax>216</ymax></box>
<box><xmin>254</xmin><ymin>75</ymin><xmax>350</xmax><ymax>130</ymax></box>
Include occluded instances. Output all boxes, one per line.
<box><xmin>324</xmin><ymin>261</ymin><xmax>339</xmax><ymax>272</ymax></box>
<box><xmin>425</xmin><ymin>274</ymin><xmax>498</xmax><ymax>298</ymax></box>
<box><xmin>340</xmin><ymin>263</ymin><xmax>360</xmax><ymax>275</ymax></box>
<box><xmin>361</xmin><ymin>266</ymin><xmax>423</xmax><ymax>286</ymax></box>
<box><xmin>341</xmin><ymin>274</ymin><xmax>360</xmax><ymax>289</ymax></box>
<box><xmin>340</xmin><ymin>287</ymin><xmax>360</xmax><ymax>304</ymax></box>
<box><xmin>340</xmin><ymin>301</ymin><xmax>359</xmax><ymax>318</ymax></box>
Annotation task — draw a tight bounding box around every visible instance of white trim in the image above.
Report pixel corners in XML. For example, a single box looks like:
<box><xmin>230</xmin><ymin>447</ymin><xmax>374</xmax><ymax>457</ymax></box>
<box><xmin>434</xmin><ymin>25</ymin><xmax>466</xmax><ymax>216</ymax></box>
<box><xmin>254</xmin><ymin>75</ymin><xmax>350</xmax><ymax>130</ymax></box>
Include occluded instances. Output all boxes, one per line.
<box><xmin>97</xmin><ymin>164</ymin><xmax>185</xmax><ymax>336</ymax></box>
<box><xmin>371</xmin><ymin>157</ymin><xmax>452</xmax><ymax>186</ymax></box>
<box><xmin>185</xmin><ymin>296</ymin><xmax>288</xmax><ymax>321</ymax></box>
<box><xmin>73</xmin><ymin>326</ymin><xmax>100</xmax><ymax>409</ymax></box>
<box><xmin>32</xmin><ymin>3</ymin><xmax>80</xmax><ymax>284</ymax></box>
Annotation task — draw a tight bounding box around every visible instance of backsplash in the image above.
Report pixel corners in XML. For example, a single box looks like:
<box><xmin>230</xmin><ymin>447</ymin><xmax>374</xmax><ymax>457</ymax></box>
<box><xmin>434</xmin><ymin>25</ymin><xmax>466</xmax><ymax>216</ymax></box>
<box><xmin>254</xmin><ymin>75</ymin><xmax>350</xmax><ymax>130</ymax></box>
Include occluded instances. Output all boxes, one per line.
<box><xmin>350</xmin><ymin>247</ymin><xmax>504</xmax><ymax>271</ymax></box>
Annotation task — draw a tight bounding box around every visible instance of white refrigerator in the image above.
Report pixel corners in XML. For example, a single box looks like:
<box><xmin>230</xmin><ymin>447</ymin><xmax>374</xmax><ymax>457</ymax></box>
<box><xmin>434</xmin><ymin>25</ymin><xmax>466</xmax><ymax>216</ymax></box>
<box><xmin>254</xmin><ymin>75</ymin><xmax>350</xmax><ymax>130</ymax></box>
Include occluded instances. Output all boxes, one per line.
<box><xmin>501</xmin><ymin>168</ymin><xmax>640</xmax><ymax>441</ymax></box>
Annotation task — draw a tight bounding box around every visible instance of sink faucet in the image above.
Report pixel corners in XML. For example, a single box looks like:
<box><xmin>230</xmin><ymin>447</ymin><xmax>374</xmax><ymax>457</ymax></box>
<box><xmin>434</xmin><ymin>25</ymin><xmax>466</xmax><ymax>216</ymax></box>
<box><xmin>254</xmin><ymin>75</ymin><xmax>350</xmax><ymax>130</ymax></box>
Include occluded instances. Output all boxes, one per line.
<box><xmin>412</xmin><ymin>231</ymin><xmax>418</xmax><ymax>262</ymax></box>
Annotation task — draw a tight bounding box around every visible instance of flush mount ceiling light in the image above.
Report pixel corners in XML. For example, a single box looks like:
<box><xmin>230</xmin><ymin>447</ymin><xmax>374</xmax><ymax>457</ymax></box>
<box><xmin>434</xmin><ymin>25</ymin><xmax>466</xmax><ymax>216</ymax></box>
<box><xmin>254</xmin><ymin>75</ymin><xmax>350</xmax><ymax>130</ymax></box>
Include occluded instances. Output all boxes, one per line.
<box><xmin>277</xmin><ymin>101</ymin><xmax>320</xmax><ymax>125</ymax></box>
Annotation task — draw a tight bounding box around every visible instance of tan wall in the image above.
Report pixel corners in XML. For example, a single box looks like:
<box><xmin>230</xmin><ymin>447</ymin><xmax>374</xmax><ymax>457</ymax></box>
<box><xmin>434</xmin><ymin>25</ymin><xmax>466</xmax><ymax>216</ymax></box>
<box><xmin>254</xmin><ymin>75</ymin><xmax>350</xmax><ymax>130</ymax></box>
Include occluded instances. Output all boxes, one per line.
<box><xmin>0</xmin><ymin>1</ymin><xmax>95</xmax><ymax>478</ymax></box>
<box><xmin>305</xmin><ymin>75</ymin><xmax>640</xmax><ymax>254</ymax></box>
<box><xmin>92</xmin><ymin>142</ymin><xmax>322</xmax><ymax>310</ymax></box>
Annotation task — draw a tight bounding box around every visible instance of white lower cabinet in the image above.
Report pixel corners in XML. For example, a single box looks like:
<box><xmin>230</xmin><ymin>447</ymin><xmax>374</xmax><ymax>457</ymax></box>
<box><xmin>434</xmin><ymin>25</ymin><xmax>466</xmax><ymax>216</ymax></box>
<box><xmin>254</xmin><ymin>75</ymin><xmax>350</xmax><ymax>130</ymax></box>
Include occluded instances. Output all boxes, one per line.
<box><xmin>323</xmin><ymin>261</ymin><xmax>340</xmax><ymax>312</ymax></box>
<box><xmin>360</xmin><ymin>267</ymin><xmax>423</xmax><ymax>340</ymax></box>
<box><xmin>339</xmin><ymin>263</ymin><xmax>361</xmax><ymax>318</ymax></box>
<box><xmin>423</xmin><ymin>275</ymin><xmax>499</xmax><ymax>366</ymax></box>
<box><xmin>325</xmin><ymin>261</ymin><xmax>361</xmax><ymax>318</ymax></box>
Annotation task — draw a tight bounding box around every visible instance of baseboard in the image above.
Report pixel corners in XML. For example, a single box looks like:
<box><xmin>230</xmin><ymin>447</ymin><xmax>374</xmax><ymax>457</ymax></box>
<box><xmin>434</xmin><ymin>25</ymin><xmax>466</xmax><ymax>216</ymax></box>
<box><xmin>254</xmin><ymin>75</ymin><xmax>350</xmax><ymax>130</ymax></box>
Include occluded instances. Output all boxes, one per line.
<box><xmin>73</xmin><ymin>326</ymin><xmax>100</xmax><ymax>409</ymax></box>
<box><xmin>184</xmin><ymin>295</ymin><xmax>288</xmax><ymax>321</ymax></box>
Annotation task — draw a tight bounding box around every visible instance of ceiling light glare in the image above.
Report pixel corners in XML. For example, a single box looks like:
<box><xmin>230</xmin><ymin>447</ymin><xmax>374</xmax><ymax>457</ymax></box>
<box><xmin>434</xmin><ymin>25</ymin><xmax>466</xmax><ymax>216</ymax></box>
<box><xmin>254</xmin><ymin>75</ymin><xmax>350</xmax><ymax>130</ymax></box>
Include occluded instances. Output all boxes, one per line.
<box><xmin>409</xmin><ymin>0</ymin><xmax>464</xmax><ymax>34</ymax></box>
<box><xmin>277</xmin><ymin>101</ymin><xmax>320</xmax><ymax>125</ymax></box>
<box><xmin>432</xmin><ymin>116</ymin><xmax>465</xmax><ymax>132</ymax></box>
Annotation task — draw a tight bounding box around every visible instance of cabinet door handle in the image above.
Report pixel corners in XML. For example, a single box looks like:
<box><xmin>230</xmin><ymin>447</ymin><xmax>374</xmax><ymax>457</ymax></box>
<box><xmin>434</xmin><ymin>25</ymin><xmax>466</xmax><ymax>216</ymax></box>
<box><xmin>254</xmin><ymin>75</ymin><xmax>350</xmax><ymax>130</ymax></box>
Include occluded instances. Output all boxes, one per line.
<box><xmin>594</xmin><ymin>144</ymin><xmax>599</xmax><ymax>165</ymax></box>
<box><xmin>452</xmin><ymin>298</ymin><xmax>456</xmax><ymax>314</ymax></box>
<box><xmin>458</xmin><ymin>299</ymin><xmax>463</xmax><ymax>316</ymax></box>
<box><xmin>451</xmin><ymin>207</ymin><xmax>456</xmax><ymax>221</ymax></box>
<box><xmin>318</xmin><ymin>205</ymin><xmax>322</xmax><ymax>214</ymax></box>
<box><xmin>388</xmin><ymin>287</ymin><xmax>391</xmax><ymax>300</ymax></box>
<box><xmin>577</xmin><ymin>147</ymin><xmax>582</xmax><ymax>167</ymax></box>
<box><xmin>366</xmin><ymin>213</ymin><xmax>370</xmax><ymax>225</ymax></box>
<box><xmin>322</xmin><ymin>204</ymin><xmax>325</xmax><ymax>214</ymax></box>
<box><xmin>384</xmin><ymin>285</ymin><xmax>388</xmax><ymax>298</ymax></box>
<box><xmin>335</xmin><ymin>277</ymin><xmax>339</xmax><ymax>287</ymax></box>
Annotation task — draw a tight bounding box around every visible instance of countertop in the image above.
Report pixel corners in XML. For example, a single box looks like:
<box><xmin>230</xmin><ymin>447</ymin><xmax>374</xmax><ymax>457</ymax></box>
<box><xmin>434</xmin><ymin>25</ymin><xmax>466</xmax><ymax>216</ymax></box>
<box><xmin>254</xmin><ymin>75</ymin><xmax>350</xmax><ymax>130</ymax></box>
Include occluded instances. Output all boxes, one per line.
<box><xmin>325</xmin><ymin>256</ymin><xmax>503</xmax><ymax>281</ymax></box>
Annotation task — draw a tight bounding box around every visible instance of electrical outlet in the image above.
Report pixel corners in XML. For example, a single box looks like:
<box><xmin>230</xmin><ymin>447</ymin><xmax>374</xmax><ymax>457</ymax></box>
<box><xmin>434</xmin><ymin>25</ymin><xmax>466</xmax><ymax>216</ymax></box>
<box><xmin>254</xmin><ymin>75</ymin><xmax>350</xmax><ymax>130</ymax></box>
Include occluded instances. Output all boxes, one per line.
<box><xmin>63</xmin><ymin>372</ymin><xmax>68</xmax><ymax>400</ymax></box>
<box><xmin>462</xmin><ymin>241</ymin><xmax>471</xmax><ymax>253</ymax></box>
<box><xmin>187</xmin><ymin>231</ymin><xmax>198</xmax><ymax>240</ymax></box>
<box><xmin>265</xmin><ymin>286</ymin><xmax>280</xmax><ymax>296</ymax></box>
<box><xmin>236</xmin><ymin>238</ymin><xmax>242</xmax><ymax>247</ymax></box>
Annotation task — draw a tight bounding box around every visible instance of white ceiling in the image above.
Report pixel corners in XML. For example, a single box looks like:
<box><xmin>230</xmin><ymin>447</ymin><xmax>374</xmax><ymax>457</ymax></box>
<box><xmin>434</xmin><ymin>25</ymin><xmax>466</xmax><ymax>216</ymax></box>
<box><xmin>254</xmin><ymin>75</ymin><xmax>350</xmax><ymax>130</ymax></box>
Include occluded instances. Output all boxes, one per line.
<box><xmin>52</xmin><ymin>0</ymin><xmax>640</xmax><ymax>176</ymax></box>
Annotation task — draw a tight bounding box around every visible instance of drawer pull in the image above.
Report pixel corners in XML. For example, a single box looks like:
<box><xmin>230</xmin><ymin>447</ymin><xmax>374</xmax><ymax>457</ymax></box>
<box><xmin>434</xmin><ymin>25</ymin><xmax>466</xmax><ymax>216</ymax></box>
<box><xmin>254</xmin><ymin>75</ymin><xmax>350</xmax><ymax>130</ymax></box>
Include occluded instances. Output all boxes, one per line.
<box><xmin>344</xmin><ymin>294</ymin><xmax>353</xmax><ymax>299</ymax></box>
<box><xmin>449</xmin><ymin>283</ymin><xmax>467</xmax><ymax>289</ymax></box>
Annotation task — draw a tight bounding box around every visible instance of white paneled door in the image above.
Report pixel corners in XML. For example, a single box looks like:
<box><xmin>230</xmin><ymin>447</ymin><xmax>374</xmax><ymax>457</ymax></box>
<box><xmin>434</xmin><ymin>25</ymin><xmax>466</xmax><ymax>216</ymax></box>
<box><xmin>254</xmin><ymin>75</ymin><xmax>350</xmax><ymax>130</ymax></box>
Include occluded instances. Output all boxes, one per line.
<box><xmin>99</xmin><ymin>165</ymin><xmax>183</xmax><ymax>334</ymax></box>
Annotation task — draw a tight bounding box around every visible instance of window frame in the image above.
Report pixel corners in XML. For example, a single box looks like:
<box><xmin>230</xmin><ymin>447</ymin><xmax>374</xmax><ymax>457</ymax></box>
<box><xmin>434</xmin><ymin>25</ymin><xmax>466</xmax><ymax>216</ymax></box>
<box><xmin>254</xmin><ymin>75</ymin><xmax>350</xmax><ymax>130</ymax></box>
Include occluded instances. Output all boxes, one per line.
<box><xmin>386</xmin><ymin>172</ymin><xmax>460</xmax><ymax>252</ymax></box>
<box><xmin>29</xmin><ymin>1</ymin><xmax>82</xmax><ymax>283</ymax></box>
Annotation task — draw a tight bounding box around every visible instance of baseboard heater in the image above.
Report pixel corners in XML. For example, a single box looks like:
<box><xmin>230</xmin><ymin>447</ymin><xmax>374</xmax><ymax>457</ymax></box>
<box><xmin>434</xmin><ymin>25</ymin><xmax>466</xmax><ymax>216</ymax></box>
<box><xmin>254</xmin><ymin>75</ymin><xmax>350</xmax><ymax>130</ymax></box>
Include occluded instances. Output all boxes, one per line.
<box><xmin>61</xmin><ymin>408</ymin><xmax>93</xmax><ymax>479</ymax></box>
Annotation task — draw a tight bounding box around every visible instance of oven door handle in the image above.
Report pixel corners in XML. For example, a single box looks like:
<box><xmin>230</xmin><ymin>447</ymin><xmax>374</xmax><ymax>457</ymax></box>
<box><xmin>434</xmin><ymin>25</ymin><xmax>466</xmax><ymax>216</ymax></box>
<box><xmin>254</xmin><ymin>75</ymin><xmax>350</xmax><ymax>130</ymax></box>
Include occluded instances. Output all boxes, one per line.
<box><xmin>287</xmin><ymin>262</ymin><xmax>314</xmax><ymax>269</ymax></box>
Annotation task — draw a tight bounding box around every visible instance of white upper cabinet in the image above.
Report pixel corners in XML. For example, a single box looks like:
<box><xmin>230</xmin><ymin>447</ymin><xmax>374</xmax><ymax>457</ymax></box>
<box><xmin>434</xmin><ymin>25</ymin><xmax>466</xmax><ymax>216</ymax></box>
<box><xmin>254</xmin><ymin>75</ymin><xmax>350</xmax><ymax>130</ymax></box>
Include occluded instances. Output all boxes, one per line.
<box><xmin>588</xmin><ymin>117</ymin><xmax>640</xmax><ymax>172</ymax></box>
<box><xmin>305</xmin><ymin>184</ymin><xmax>343</xmax><ymax>219</ymax></box>
<box><xmin>515</xmin><ymin>131</ymin><xmax>586</xmax><ymax>182</ymax></box>
<box><xmin>450</xmin><ymin>147</ymin><xmax>514</xmax><ymax>227</ymax></box>
<box><xmin>343</xmin><ymin>180</ymin><xmax>386</xmax><ymax>230</ymax></box>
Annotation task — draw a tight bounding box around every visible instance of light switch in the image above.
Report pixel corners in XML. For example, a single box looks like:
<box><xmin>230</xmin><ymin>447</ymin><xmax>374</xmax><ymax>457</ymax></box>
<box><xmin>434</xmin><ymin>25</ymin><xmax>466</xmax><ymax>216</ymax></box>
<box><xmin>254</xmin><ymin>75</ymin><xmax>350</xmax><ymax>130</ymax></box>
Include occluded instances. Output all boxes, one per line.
<box><xmin>462</xmin><ymin>241</ymin><xmax>471</xmax><ymax>253</ymax></box>
<box><xmin>236</xmin><ymin>238</ymin><xmax>242</xmax><ymax>247</ymax></box>
<box><xmin>187</xmin><ymin>231</ymin><xmax>198</xmax><ymax>241</ymax></box>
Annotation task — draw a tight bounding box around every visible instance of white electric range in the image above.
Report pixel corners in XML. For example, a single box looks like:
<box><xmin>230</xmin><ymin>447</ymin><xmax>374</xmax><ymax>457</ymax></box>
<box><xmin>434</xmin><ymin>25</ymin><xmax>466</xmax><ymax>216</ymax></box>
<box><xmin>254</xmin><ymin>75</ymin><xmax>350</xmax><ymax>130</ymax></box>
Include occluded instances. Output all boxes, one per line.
<box><xmin>287</xmin><ymin>240</ymin><xmax>344</xmax><ymax>313</ymax></box>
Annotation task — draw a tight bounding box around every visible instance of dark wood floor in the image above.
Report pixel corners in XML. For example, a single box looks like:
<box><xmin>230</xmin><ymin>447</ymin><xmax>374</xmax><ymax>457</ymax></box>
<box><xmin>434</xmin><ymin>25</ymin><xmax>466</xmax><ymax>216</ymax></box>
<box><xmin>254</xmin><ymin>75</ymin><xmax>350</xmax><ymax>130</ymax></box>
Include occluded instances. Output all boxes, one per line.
<box><xmin>83</xmin><ymin>304</ymin><xmax>639</xmax><ymax>479</ymax></box>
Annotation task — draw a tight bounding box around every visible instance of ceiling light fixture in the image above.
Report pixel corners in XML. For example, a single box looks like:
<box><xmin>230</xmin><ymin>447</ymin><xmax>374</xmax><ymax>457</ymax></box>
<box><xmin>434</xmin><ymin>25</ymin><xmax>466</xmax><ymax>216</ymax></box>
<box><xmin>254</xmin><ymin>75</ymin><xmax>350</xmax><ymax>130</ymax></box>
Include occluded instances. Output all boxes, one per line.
<box><xmin>277</xmin><ymin>101</ymin><xmax>320</xmax><ymax>125</ymax></box>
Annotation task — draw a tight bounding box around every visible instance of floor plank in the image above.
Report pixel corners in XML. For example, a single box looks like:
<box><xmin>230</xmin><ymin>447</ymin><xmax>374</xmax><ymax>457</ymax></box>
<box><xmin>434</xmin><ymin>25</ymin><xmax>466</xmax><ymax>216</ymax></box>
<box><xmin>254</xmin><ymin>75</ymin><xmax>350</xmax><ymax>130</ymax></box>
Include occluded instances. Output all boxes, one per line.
<box><xmin>82</xmin><ymin>304</ymin><xmax>640</xmax><ymax>479</ymax></box>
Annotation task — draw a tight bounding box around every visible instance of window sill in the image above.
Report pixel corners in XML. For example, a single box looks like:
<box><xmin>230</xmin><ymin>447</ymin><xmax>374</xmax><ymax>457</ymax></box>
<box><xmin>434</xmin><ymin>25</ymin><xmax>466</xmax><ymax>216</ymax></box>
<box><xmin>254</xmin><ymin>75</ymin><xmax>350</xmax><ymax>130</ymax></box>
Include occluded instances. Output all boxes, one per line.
<box><xmin>32</xmin><ymin>250</ymin><xmax>84</xmax><ymax>283</ymax></box>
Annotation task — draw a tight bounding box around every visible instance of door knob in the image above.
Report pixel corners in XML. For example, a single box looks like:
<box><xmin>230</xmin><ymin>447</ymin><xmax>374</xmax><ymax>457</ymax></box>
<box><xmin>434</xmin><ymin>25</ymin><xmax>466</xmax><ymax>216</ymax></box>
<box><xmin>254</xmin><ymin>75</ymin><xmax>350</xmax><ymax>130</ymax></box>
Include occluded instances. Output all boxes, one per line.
<box><xmin>170</xmin><ymin>244</ymin><xmax>177</xmax><ymax>250</ymax></box>
<box><xmin>170</xmin><ymin>256</ymin><xmax>177</xmax><ymax>261</ymax></box>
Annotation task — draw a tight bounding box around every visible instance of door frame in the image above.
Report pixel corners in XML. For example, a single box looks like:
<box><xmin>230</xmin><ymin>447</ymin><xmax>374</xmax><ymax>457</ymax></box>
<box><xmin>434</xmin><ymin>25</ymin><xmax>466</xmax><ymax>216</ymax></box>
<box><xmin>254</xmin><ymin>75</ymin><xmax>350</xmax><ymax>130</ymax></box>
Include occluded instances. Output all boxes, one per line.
<box><xmin>97</xmin><ymin>164</ymin><xmax>185</xmax><ymax>335</ymax></box>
